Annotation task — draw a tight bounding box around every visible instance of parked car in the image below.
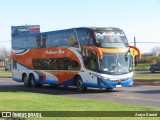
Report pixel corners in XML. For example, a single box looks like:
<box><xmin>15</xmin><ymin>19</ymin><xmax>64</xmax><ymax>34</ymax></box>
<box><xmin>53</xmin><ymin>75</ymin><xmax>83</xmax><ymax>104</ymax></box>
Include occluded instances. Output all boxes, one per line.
<box><xmin>150</xmin><ymin>62</ymin><xmax>160</xmax><ymax>73</ymax></box>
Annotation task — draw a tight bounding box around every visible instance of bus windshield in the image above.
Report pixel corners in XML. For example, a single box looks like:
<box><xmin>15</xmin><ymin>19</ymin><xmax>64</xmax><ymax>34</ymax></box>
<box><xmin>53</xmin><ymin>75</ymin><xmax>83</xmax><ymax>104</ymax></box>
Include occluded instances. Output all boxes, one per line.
<box><xmin>94</xmin><ymin>30</ymin><xmax>128</xmax><ymax>48</ymax></box>
<box><xmin>99</xmin><ymin>53</ymin><xmax>132</xmax><ymax>74</ymax></box>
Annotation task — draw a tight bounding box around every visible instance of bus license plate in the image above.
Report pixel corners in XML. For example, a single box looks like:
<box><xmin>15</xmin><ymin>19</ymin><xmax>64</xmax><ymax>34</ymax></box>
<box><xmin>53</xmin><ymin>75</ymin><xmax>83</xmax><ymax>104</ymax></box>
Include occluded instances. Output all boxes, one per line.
<box><xmin>116</xmin><ymin>85</ymin><xmax>122</xmax><ymax>88</ymax></box>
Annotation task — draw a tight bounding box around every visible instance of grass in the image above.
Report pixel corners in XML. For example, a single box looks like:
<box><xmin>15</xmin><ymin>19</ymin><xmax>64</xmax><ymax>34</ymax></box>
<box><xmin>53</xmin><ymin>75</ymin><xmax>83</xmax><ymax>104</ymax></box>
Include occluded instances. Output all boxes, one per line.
<box><xmin>0</xmin><ymin>70</ymin><xmax>12</xmax><ymax>77</ymax></box>
<box><xmin>0</xmin><ymin>92</ymin><xmax>160</xmax><ymax>120</ymax></box>
<box><xmin>1</xmin><ymin>92</ymin><xmax>160</xmax><ymax>111</ymax></box>
<box><xmin>134</xmin><ymin>73</ymin><xmax>160</xmax><ymax>80</ymax></box>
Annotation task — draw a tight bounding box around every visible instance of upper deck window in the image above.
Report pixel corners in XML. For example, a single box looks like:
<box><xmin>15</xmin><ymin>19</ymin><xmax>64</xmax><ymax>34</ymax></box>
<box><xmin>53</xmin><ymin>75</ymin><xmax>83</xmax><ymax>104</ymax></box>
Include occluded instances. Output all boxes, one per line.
<box><xmin>63</xmin><ymin>30</ymin><xmax>78</xmax><ymax>47</ymax></box>
<box><xmin>76</xmin><ymin>29</ymin><xmax>94</xmax><ymax>46</ymax></box>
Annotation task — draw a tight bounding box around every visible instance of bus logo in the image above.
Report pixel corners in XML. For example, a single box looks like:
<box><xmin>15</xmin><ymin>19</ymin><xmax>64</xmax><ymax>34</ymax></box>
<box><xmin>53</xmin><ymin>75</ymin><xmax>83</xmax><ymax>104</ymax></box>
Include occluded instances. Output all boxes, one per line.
<box><xmin>45</xmin><ymin>50</ymin><xmax>65</xmax><ymax>55</ymax></box>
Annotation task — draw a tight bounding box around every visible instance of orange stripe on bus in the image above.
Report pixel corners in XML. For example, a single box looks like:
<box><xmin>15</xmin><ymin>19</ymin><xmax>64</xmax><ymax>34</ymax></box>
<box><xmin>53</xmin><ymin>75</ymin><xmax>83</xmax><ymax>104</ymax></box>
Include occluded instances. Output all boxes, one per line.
<box><xmin>98</xmin><ymin>47</ymin><xmax>129</xmax><ymax>53</ymax></box>
<box><xmin>12</xmin><ymin>48</ymin><xmax>81</xmax><ymax>69</ymax></box>
<box><xmin>82</xmin><ymin>46</ymin><xmax>129</xmax><ymax>59</ymax></box>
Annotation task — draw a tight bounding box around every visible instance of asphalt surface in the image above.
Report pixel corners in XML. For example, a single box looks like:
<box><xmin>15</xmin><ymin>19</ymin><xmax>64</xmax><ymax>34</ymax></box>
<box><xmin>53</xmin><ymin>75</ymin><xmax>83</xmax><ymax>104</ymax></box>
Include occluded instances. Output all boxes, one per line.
<box><xmin>0</xmin><ymin>78</ymin><xmax>160</xmax><ymax>108</ymax></box>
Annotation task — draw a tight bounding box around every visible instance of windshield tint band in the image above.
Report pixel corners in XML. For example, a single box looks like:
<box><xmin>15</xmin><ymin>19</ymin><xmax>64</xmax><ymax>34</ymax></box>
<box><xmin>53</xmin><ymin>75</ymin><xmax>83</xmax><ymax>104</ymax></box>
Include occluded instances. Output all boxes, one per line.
<box><xmin>93</xmin><ymin>30</ymin><xmax>128</xmax><ymax>48</ymax></box>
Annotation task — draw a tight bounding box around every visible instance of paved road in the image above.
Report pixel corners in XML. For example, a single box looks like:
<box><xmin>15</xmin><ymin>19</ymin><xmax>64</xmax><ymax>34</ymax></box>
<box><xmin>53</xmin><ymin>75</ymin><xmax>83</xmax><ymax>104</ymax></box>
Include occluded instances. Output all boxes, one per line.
<box><xmin>0</xmin><ymin>78</ymin><xmax>160</xmax><ymax>108</ymax></box>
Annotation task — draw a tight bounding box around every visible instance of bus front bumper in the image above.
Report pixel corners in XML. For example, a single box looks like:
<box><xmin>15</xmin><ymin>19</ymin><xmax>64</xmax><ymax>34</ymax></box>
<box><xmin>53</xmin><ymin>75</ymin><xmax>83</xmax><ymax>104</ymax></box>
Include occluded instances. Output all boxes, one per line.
<box><xmin>97</xmin><ymin>77</ymin><xmax>133</xmax><ymax>89</ymax></box>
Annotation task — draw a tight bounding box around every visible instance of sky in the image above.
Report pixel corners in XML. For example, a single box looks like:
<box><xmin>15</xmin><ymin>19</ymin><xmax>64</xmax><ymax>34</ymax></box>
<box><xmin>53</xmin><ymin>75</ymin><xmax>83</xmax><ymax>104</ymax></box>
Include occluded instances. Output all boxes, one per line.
<box><xmin>0</xmin><ymin>0</ymin><xmax>160</xmax><ymax>53</ymax></box>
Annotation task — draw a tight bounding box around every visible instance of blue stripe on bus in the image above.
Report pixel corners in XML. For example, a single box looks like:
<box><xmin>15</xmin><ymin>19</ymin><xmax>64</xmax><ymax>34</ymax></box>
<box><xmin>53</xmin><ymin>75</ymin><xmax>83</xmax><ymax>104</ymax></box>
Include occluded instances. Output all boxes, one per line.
<box><xmin>13</xmin><ymin>49</ymin><xmax>29</xmax><ymax>54</ymax></box>
<box><xmin>83</xmin><ymin>78</ymin><xmax>133</xmax><ymax>89</ymax></box>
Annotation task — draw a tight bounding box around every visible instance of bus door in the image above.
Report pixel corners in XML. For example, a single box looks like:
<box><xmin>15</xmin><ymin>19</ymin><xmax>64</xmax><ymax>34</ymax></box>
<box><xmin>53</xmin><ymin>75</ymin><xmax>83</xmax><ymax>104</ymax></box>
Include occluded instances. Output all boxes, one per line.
<box><xmin>12</xmin><ymin>60</ymin><xmax>21</xmax><ymax>81</ymax></box>
<box><xmin>82</xmin><ymin>47</ymin><xmax>99</xmax><ymax>85</ymax></box>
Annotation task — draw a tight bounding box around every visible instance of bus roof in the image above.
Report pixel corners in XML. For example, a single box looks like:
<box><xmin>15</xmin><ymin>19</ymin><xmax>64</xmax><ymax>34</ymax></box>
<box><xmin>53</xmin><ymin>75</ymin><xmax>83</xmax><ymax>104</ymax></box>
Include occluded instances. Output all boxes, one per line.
<box><xmin>77</xmin><ymin>27</ymin><xmax>121</xmax><ymax>31</ymax></box>
<box><xmin>12</xmin><ymin>27</ymin><xmax>122</xmax><ymax>38</ymax></box>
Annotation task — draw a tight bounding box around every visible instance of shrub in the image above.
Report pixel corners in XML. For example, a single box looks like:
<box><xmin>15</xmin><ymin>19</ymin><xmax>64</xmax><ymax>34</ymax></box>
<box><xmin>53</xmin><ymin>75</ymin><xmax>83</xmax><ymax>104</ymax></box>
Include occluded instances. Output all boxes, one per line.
<box><xmin>137</xmin><ymin>56</ymin><xmax>160</xmax><ymax>64</ymax></box>
<box><xmin>135</xmin><ymin>63</ymin><xmax>151</xmax><ymax>71</ymax></box>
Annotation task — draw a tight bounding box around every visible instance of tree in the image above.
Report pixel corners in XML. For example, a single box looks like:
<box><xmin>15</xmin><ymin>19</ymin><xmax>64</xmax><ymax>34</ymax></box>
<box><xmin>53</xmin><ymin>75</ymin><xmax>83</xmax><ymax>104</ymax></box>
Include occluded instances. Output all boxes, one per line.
<box><xmin>0</xmin><ymin>47</ymin><xmax>11</xmax><ymax>67</ymax></box>
<box><xmin>151</xmin><ymin>46</ymin><xmax>160</xmax><ymax>56</ymax></box>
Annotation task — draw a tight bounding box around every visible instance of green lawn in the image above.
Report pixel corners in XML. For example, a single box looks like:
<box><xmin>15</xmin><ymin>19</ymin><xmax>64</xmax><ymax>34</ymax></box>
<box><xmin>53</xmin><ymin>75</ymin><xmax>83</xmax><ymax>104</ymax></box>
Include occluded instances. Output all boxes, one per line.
<box><xmin>1</xmin><ymin>92</ymin><xmax>160</xmax><ymax>111</ymax></box>
<box><xmin>0</xmin><ymin>70</ymin><xmax>12</xmax><ymax>77</ymax></box>
<box><xmin>134</xmin><ymin>73</ymin><xmax>160</xmax><ymax>80</ymax></box>
<box><xmin>0</xmin><ymin>92</ymin><xmax>160</xmax><ymax>120</ymax></box>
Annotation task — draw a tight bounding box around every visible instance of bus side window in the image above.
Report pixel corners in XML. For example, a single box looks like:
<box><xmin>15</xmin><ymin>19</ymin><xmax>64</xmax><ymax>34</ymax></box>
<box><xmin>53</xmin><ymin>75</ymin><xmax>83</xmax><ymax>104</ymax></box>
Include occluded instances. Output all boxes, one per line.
<box><xmin>30</xmin><ymin>36</ymin><xmax>37</xmax><ymax>48</ymax></box>
<box><xmin>57</xmin><ymin>59</ymin><xmax>64</xmax><ymax>70</ymax></box>
<box><xmin>52</xmin><ymin>32</ymin><xmax>63</xmax><ymax>47</ymax></box>
<box><xmin>12</xmin><ymin>38</ymin><xmax>17</xmax><ymax>49</ymax></box>
<box><xmin>68</xmin><ymin>59</ymin><xmax>80</xmax><ymax>70</ymax></box>
<box><xmin>51</xmin><ymin>33</ymin><xmax>56</xmax><ymax>47</ymax></box>
<box><xmin>76</xmin><ymin>29</ymin><xmax>88</xmax><ymax>46</ymax></box>
<box><xmin>50</xmin><ymin>59</ymin><xmax>58</xmax><ymax>70</ymax></box>
<box><xmin>33</xmin><ymin>58</ymin><xmax>58</xmax><ymax>70</ymax></box>
<box><xmin>41</xmin><ymin>34</ymin><xmax>53</xmax><ymax>48</ymax></box>
<box><xmin>61</xmin><ymin>58</ymin><xmax>80</xmax><ymax>70</ymax></box>
<box><xmin>63</xmin><ymin>30</ymin><xmax>78</xmax><ymax>48</ymax></box>
<box><xmin>76</xmin><ymin>29</ymin><xmax>94</xmax><ymax>46</ymax></box>
<box><xmin>12</xmin><ymin>38</ymin><xmax>23</xmax><ymax>49</ymax></box>
<box><xmin>87</xmin><ymin>31</ymin><xmax>94</xmax><ymax>46</ymax></box>
<box><xmin>24</xmin><ymin>37</ymin><xmax>29</xmax><ymax>49</ymax></box>
<box><xmin>63</xmin><ymin>32</ymin><xmax>69</xmax><ymax>46</ymax></box>
<box><xmin>91</xmin><ymin>55</ymin><xmax>99</xmax><ymax>71</ymax></box>
<box><xmin>82</xmin><ymin>48</ymin><xmax>99</xmax><ymax>71</ymax></box>
<box><xmin>36</xmin><ymin>35</ymin><xmax>41</xmax><ymax>48</ymax></box>
<box><xmin>41</xmin><ymin>34</ymin><xmax>47</xmax><ymax>48</ymax></box>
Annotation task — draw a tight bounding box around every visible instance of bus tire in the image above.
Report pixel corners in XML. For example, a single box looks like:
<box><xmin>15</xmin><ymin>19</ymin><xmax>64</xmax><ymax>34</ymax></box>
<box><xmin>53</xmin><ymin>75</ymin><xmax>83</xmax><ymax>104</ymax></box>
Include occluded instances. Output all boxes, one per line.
<box><xmin>76</xmin><ymin>76</ymin><xmax>87</xmax><ymax>92</ymax></box>
<box><xmin>23</xmin><ymin>74</ymin><xmax>30</xmax><ymax>87</ymax></box>
<box><xmin>105</xmin><ymin>88</ymin><xmax>113</xmax><ymax>91</ymax></box>
<box><xmin>50</xmin><ymin>84</ymin><xmax>58</xmax><ymax>89</ymax></box>
<box><xmin>30</xmin><ymin>74</ymin><xmax>42</xmax><ymax>88</ymax></box>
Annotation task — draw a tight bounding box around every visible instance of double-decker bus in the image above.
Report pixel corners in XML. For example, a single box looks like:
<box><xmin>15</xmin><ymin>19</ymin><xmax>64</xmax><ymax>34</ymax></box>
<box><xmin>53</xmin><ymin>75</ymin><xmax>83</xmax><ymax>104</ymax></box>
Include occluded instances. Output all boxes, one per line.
<box><xmin>11</xmin><ymin>26</ymin><xmax>141</xmax><ymax>92</ymax></box>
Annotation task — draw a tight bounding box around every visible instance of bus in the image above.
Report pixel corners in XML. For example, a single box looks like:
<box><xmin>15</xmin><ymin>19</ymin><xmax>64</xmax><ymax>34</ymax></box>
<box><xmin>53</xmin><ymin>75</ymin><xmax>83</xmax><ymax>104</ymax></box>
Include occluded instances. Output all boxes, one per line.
<box><xmin>11</xmin><ymin>26</ymin><xmax>141</xmax><ymax>92</ymax></box>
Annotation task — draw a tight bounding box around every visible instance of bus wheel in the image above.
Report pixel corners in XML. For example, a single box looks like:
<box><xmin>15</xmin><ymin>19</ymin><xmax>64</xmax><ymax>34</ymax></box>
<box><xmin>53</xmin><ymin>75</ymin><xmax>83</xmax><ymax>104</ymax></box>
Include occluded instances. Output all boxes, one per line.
<box><xmin>23</xmin><ymin>74</ymin><xmax>30</xmax><ymax>87</ymax></box>
<box><xmin>105</xmin><ymin>88</ymin><xmax>113</xmax><ymax>91</ymax></box>
<box><xmin>30</xmin><ymin>74</ymin><xmax>42</xmax><ymax>88</ymax></box>
<box><xmin>76</xmin><ymin>76</ymin><xmax>87</xmax><ymax>92</ymax></box>
<box><xmin>50</xmin><ymin>84</ymin><xmax>58</xmax><ymax>89</ymax></box>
